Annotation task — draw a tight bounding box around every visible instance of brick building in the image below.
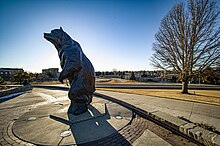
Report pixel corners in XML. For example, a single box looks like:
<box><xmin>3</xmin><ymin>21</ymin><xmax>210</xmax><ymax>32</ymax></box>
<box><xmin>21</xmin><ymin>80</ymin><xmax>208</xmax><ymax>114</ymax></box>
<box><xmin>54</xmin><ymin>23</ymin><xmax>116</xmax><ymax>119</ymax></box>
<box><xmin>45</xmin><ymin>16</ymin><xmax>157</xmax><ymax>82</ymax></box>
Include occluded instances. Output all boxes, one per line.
<box><xmin>41</xmin><ymin>68</ymin><xmax>59</xmax><ymax>81</ymax></box>
<box><xmin>0</xmin><ymin>68</ymin><xmax>24</xmax><ymax>81</ymax></box>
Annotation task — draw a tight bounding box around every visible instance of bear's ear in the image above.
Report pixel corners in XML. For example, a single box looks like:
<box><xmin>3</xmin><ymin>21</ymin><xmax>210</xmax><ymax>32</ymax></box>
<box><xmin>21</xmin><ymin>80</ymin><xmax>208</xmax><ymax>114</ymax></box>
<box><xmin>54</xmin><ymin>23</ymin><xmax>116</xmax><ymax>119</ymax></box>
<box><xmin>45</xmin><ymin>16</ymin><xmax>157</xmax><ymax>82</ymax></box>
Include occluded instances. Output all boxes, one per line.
<box><xmin>60</xmin><ymin>27</ymin><xmax>63</xmax><ymax>31</ymax></box>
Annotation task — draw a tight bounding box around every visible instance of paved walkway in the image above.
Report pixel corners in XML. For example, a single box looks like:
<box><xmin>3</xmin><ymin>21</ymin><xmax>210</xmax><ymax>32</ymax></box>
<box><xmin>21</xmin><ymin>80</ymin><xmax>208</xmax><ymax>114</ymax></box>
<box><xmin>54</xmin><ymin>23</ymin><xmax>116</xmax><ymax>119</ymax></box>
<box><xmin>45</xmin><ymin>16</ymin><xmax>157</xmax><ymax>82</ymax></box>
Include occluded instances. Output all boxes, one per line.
<box><xmin>1</xmin><ymin>88</ymin><xmax>179</xmax><ymax>146</ymax></box>
<box><xmin>96</xmin><ymin>90</ymin><xmax>220</xmax><ymax>132</ymax></box>
<box><xmin>0</xmin><ymin>89</ymin><xmax>174</xmax><ymax>146</ymax></box>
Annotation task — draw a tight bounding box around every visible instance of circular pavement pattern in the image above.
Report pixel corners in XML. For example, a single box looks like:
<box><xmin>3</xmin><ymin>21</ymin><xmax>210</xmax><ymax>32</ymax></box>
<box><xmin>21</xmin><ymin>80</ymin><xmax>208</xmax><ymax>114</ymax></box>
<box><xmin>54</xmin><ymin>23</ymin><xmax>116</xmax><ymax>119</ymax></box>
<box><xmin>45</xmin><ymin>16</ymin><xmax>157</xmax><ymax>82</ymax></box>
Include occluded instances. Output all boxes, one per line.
<box><xmin>12</xmin><ymin>97</ymin><xmax>147</xmax><ymax>145</ymax></box>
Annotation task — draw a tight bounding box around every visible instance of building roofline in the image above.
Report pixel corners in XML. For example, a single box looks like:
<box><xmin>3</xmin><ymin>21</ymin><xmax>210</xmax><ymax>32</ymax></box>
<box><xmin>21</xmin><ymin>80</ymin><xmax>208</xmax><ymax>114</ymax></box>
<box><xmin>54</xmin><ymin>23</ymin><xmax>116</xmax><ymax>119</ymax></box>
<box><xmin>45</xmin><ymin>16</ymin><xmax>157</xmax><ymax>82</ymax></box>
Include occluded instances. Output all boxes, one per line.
<box><xmin>0</xmin><ymin>68</ymin><xmax>24</xmax><ymax>71</ymax></box>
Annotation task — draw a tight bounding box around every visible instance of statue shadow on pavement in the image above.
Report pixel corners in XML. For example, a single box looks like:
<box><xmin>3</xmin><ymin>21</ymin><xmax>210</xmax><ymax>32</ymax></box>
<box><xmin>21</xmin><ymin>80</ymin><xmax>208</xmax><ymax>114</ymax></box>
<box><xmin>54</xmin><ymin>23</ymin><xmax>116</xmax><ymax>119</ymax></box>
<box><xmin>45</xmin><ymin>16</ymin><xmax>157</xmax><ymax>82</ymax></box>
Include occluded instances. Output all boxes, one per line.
<box><xmin>65</xmin><ymin>104</ymin><xmax>131</xmax><ymax>145</ymax></box>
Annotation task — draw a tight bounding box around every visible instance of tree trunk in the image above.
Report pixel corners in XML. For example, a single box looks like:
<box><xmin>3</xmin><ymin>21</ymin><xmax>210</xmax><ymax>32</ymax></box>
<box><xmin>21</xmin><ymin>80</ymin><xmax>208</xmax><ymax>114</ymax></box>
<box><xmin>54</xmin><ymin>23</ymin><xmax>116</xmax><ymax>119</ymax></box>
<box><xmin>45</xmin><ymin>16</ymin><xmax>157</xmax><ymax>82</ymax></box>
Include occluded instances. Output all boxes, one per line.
<box><xmin>182</xmin><ymin>81</ymin><xmax>189</xmax><ymax>94</ymax></box>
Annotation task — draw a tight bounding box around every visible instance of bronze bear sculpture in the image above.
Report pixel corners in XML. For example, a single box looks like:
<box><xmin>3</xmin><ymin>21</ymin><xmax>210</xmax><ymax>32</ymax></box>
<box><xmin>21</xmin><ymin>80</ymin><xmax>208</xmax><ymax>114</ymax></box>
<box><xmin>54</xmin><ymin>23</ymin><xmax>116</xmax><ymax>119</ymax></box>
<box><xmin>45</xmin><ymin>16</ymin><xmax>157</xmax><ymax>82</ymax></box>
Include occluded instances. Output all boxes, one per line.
<box><xmin>44</xmin><ymin>27</ymin><xmax>95</xmax><ymax>115</ymax></box>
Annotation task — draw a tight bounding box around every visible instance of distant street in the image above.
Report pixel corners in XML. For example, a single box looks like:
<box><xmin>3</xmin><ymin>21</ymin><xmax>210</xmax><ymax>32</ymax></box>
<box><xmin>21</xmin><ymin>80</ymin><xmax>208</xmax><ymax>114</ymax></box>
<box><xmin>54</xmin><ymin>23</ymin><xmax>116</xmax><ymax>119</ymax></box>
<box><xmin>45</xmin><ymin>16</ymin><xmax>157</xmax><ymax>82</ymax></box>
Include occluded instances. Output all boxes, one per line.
<box><xmin>96</xmin><ymin>83</ymin><xmax>220</xmax><ymax>90</ymax></box>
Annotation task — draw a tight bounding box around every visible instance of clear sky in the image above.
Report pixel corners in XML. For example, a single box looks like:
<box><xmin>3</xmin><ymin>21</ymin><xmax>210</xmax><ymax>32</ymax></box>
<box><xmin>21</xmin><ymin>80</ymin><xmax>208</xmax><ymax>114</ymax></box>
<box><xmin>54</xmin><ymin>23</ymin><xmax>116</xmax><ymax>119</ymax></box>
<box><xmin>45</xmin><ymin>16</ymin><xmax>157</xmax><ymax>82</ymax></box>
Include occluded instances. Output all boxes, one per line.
<box><xmin>0</xmin><ymin>0</ymin><xmax>218</xmax><ymax>73</ymax></box>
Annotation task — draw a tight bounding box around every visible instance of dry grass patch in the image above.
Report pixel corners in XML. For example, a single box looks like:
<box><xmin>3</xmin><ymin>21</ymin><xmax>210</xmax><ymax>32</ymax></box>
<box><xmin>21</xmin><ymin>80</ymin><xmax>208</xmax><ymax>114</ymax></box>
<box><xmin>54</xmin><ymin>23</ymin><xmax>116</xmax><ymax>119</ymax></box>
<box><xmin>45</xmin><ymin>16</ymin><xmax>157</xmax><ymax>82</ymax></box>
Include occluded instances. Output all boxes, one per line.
<box><xmin>96</xmin><ymin>78</ymin><xmax>138</xmax><ymax>84</ymax></box>
<box><xmin>0</xmin><ymin>86</ymin><xmax>14</xmax><ymax>91</ymax></box>
<box><xmin>96</xmin><ymin>88</ymin><xmax>220</xmax><ymax>105</ymax></box>
<box><xmin>32</xmin><ymin>81</ymin><xmax>61</xmax><ymax>85</ymax></box>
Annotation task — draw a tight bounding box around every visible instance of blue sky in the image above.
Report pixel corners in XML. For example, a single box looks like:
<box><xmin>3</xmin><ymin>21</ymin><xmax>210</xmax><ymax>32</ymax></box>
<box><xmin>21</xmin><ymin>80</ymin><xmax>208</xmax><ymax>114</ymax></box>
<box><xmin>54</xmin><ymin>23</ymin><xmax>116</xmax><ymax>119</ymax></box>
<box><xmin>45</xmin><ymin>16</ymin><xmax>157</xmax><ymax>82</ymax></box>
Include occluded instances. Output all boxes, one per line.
<box><xmin>0</xmin><ymin>0</ymin><xmax>218</xmax><ymax>73</ymax></box>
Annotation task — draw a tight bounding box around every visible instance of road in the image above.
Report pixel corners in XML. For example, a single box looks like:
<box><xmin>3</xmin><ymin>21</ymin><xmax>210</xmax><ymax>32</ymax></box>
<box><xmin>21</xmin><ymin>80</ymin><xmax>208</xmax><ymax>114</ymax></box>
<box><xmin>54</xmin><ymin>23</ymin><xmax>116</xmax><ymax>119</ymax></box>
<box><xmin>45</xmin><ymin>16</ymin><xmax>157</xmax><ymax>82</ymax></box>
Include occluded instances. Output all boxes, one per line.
<box><xmin>96</xmin><ymin>83</ymin><xmax>220</xmax><ymax>90</ymax></box>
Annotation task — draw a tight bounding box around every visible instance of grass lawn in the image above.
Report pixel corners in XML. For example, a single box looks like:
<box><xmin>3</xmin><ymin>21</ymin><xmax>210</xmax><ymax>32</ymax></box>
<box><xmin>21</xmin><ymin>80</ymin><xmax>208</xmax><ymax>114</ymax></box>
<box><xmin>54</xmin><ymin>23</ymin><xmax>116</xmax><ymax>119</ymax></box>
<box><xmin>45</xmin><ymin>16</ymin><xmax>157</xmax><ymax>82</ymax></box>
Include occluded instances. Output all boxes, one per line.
<box><xmin>96</xmin><ymin>78</ymin><xmax>138</xmax><ymax>84</ymax></box>
<box><xmin>96</xmin><ymin>88</ymin><xmax>220</xmax><ymax>105</ymax></box>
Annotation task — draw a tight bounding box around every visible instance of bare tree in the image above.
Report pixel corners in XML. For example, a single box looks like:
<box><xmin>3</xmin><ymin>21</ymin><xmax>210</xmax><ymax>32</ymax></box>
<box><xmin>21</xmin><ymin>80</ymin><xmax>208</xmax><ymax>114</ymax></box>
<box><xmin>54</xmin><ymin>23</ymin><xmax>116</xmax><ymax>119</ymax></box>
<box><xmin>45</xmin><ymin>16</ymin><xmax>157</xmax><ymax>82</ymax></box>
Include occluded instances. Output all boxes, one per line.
<box><xmin>150</xmin><ymin>0</ymin><xmax>220</xmax><ymax>93</ymax></box>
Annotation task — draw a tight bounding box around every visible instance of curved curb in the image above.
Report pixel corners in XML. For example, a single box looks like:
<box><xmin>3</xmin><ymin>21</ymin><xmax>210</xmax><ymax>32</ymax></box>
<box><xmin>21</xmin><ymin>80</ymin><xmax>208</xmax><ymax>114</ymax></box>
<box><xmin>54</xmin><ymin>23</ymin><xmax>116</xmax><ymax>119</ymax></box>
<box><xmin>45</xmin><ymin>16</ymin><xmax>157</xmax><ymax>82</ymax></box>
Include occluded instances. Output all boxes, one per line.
<box><xmin>95</xmin><ymin>92</ymin><xmax>220</xmax><ymax>146</ymax></box>
<box><xmin>33</xmin><ymin>85</ymin><xmax>220</xmax><ymax>146</ymax></box>
<box><xmin>0</xmin><ymin>85</ymin><xmax>32</xmax><ymax>97</ymax></box>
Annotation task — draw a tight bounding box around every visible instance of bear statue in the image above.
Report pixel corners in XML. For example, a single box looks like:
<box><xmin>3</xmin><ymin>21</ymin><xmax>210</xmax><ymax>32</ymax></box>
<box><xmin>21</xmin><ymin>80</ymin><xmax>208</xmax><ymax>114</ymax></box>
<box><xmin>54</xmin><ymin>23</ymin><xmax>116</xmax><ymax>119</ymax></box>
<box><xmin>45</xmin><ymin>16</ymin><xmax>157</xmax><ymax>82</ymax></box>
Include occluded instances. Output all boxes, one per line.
<box><xmin>44</xmin><ymin>27</ymin><xmax>95</xmax><ymax>115</ymax></box>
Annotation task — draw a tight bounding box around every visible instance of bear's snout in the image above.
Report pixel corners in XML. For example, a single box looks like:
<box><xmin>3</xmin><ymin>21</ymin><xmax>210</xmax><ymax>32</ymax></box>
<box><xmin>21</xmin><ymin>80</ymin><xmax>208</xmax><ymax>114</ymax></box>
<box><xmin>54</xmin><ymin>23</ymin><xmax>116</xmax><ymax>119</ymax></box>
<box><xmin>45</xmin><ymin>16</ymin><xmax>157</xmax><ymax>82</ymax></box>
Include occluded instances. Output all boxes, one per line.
<box><xmin>44</xmin><ymin>33</ymin><xmax>51</xmax><ymax>39</ymax></box>
<box><xmin>44</xmin><ymin>33</ymin><xmax>55</xmax><ymax>43</ymax></box>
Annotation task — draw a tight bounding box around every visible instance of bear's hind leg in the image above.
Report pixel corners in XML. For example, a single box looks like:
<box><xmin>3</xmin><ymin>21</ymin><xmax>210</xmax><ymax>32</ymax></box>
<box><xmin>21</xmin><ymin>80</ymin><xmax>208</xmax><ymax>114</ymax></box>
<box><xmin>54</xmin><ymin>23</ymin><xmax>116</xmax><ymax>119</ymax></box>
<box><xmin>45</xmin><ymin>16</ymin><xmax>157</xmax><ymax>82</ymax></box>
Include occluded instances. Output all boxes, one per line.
<box><xmin>68</xmin><ymin>100</ymin><xmax>88</xmax><ymax>115</ymax></box>
<box><xmin>74</xmin><ymin>103</ymin><xmax>88</xmax><ymax>115</ymax></box>
<box><xmin>67</xmin><ymin>101</ymin><xmax>78</xmax><ymax>114</ymax></box>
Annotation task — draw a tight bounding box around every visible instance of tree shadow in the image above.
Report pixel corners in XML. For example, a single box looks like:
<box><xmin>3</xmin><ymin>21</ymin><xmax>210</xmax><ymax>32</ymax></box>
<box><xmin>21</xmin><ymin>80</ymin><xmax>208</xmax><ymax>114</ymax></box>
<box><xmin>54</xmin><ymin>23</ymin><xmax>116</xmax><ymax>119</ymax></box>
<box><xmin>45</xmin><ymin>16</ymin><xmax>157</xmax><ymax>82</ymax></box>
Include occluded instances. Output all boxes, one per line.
<box><xmin>187</xmin><ymin>92</ymin><xmax>219</xmax><ymax>99</ymax></box>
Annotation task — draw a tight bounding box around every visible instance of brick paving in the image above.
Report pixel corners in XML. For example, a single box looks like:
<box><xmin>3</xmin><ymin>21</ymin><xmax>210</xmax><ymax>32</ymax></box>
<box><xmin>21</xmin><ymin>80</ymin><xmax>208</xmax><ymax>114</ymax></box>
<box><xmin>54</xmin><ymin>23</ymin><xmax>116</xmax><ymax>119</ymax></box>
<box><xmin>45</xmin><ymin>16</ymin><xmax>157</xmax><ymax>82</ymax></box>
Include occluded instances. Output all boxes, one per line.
<box><xmin>0</xmin><ymin>89</ymin><xmax>51</xmax><ymax>146</ymax></box>
<box><xmin>0</xmin><ymin>96</ymin><xmax>35</xmax><ymax>145</ymax></box>
<box><xmin>80</xmin><ymin>116</ymin><xmax>147</xmax><ymax>146</ymax></box>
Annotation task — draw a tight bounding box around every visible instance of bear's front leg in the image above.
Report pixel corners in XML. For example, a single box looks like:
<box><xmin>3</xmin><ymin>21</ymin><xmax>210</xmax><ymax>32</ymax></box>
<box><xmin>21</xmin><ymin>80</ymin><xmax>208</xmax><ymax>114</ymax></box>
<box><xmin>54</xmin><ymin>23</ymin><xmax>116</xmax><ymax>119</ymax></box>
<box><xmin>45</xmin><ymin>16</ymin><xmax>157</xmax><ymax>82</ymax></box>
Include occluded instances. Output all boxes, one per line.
<box><xmin>58</xmin><ymin>75</ymin><xmax>64</xmax><ymax>84</ymax></box>
<box><xmin>58</xmin><ymin>70</ymin><xmax>69</xmax><ymax>84</ymax></box>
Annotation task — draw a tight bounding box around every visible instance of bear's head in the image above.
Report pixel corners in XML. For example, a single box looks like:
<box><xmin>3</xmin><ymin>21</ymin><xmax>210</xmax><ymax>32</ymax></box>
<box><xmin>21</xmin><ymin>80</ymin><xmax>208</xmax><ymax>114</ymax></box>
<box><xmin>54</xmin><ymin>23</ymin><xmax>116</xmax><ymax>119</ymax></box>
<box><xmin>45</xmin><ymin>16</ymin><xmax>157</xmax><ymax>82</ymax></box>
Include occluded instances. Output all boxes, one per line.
<box><xmin>44</xmin><ymin>27</ymin><xmax>72</xmax><ymax>51</ymax></box>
